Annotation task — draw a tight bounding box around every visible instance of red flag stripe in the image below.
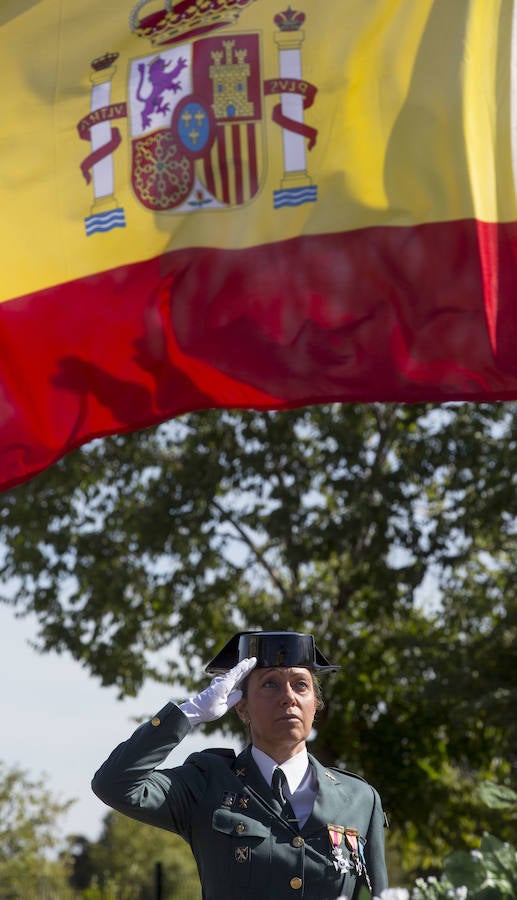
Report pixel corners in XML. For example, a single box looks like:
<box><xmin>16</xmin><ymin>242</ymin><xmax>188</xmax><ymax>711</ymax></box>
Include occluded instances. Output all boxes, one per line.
<box><xmin>247</xmin><ymin>122</ymin><xmax>258</xmax><ymax>198</ymax></box>
<box><xmin>231</xmin><ymin>125</ymin><xmax>243</xmax><ymax>205</ymax></box>
<box><xmin>1</xmin><ymin>218</ymin><xmax>517</xmax><ymax>491</ymax></box>
<box><xmin>216</xmin><ymin>128</ymin><xmax>230</xmax><ymax>205</ymax></box>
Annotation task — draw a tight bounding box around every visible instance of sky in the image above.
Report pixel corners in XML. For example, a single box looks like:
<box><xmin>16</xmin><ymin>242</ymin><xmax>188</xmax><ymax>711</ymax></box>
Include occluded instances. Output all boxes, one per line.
<box><xmin>0</xmin><ymin>603</ymin><xmax>235</xmax><ymax>844</ymax></box>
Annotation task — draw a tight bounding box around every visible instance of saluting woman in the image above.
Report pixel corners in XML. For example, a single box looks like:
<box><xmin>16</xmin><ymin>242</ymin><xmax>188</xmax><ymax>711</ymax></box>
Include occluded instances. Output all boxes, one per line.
<box><xmin>92</xmin><ymin>631</ymin><xmax>388</xmax><ymax>899</ymax></box>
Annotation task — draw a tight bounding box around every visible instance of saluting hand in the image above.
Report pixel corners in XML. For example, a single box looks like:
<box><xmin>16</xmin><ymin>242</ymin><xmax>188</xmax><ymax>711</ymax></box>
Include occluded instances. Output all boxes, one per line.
<box><xmin>179</xmin><ymin>657</ymin><xmax>257</xmax><ymax>724</ymax></box>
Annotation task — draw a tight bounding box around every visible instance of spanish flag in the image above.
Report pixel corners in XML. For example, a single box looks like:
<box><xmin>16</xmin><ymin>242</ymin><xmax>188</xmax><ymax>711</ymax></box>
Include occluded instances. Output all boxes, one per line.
<box><xmin>1</xmin><ymin>0</ymin><xmax>516</xmax><ymax>490</ymax></box>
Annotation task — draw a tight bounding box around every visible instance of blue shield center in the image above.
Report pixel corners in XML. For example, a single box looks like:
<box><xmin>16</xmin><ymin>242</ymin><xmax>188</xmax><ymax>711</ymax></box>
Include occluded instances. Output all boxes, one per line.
<box><xmin>177</xmin><ymin>101</ymin><xmax>211</xmax><ymax>153</ymax></box>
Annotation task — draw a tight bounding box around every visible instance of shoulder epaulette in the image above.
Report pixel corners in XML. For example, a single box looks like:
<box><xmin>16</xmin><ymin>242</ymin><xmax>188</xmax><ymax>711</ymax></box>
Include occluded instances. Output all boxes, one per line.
<box><xmin>201</xmin><ymin>747</ymin><xmax>236</xmax><ymax>759</ymax></box>
<box><xmin>328</xmin><ymin>766</ymin><xmax>368</xmax><ymax>784</ymax></box>
<box><xmin>185</xmin><ymin>747</ymin><xmax>237</xmax><ymax>769</ymax></box>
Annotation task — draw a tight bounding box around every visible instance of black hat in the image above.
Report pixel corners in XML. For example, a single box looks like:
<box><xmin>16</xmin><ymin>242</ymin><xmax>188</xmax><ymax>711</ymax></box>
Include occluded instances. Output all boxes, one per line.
<box><xmin>205</xmin><ymin>631</ymin><xmax>340</xmax><ymax>674</ymax></box>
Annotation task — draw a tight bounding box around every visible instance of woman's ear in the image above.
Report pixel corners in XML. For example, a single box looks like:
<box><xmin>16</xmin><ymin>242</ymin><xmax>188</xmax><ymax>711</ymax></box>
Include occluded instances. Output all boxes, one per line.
<box><xmin>235</xmin><ymin>697</ymin><xmax>249</xmax><ymax>725</ymax></box>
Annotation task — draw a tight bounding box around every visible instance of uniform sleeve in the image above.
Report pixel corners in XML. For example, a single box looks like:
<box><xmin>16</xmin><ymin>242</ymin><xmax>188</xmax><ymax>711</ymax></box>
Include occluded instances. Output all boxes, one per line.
<box><xmin>91</xmin><ymin>702</ymin><xmax>207</xmax><ymax>840</ymax></box>
<box><xmin>364</xmin><ymin>786</ymin><xmax>389</xmax><ymax>896</ymax></box>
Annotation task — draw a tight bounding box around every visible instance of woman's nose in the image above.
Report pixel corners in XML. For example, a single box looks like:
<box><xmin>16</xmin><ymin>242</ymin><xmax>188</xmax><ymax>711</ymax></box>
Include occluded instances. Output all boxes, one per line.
<box><xmin>280</xmin><ymin>683</ymin><xmax>296</xmax><ymax>704</ymax></box>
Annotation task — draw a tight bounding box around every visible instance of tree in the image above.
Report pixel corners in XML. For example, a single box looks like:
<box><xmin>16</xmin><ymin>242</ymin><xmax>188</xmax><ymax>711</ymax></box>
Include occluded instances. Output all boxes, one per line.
<box><xmin>0</xmin><ymin>761</ymin><xmax>74</xmax><ymax>898</ymax></box>
<box><xmin>66</xmin><ymin>834</ymin><xmax>95</xmax><ymax>892</ymax></box>
<box><xmin>1</xmin><ymin>403</ymin><xmax>516</xmax><ymax>875</ymax></box>
<box><xmin>83</xmin><ymin>810</ymin><xmax>200</xmax><ymax>899</ymax></box>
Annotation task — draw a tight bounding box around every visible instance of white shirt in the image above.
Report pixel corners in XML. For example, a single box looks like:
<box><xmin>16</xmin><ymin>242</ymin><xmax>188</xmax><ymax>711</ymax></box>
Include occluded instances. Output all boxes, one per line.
<box><xmin>251</xmin><ymin>745</ymin><xmax>318</xmax><ymax>827</ymax></box>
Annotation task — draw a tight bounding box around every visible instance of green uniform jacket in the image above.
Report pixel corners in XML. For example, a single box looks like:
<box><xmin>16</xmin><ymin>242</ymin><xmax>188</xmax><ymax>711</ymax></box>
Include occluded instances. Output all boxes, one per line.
<box><xmin>92</xmin><ymin>703</ymin><xmax>388</xmax><ymax>900</ymax></box>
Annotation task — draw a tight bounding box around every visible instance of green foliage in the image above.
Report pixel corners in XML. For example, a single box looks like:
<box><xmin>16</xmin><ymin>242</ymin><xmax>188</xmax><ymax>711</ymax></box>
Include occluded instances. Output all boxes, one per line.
<box><xmin>476</xmin><ymin>783</ymin><xmax>517</xmax><ymax>814</ymax></box>
<box><xmin>387</xmin><ymin>785</ymin><xmax>517</xmax><ymax>899</ymax></box>
<box><xmin>0</xmin><ymin>766</ymin><xmax>199</xmax><ymax>900</ymax></box>
<box><xmin>82</xmin><ymin>811</ymin><xmax>201</xmax><ymax>899</ymax></box>
<box><xmin>411</xmin><ymin>833</ymin><xmax>517</xmax><ymax>899</ymax></box>
<box><xmin>1</xmin><ymin>403</ymin><xmax>516</xmax><ymax>873</ymax></box>
<box><xmin>0</xmin><ymin>762</ymin><xmax>75</xmax><ymax>898</ymax></box>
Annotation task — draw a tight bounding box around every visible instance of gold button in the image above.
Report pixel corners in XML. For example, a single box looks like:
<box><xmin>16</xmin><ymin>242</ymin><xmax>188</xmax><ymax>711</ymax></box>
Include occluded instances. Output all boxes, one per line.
<box><xmin>291</xmin><ymin>836</ymin><xmax>304</xmax><ymax>848</ymax></box>
<box><xmin>290</xmin><ymin>877</ymin><xmax>303</xmax><ymax>890</ymax></box>
<box><xmin>151</xmin><ymin>717</ymin><xmax>161</xmax><ymax>727</ymax></box>
<box><xmin>235</xmin><ymin>823</ymin><xmax>246</xmax><ymax>834</ymax></box>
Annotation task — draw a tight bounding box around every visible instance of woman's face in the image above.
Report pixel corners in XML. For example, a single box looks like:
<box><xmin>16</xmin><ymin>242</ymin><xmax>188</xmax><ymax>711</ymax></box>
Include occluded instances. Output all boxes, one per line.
<box><xmin>236</xmin><ymin>666</ymin><xmax>318</xmax><ymax>762</ymax></box>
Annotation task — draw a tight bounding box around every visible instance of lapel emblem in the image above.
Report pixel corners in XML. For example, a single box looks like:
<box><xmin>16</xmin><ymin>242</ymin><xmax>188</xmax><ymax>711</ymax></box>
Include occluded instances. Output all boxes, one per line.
<box><xmin>235</xmin><ymin>846</ymin><xmax>249</xmax><ymax>863</ymax></box>
<box><xmin>324</xmin><ymin>770</ymin><xmax>336</xmax><ymax>781</ymax></box>
<box><xmin>236</xmin><ymin>767</ymin><xmax>246</xmax><ymax>778</ymax></box>
<box><xmin>221</xmin><ymin>791</ymin><xmax>236</xmax><ymax>808</ymax></box>
<box><xmin>238</xmin><ymin>794</ymin><xmax>250</xmax><ymax>809</ymax></box>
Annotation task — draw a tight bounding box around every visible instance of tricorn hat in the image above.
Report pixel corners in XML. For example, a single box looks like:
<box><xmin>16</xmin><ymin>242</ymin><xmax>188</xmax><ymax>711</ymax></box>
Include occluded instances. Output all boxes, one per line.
<box><xmin>205</xmin><ymin>631</ymin><xmax>340</xmax><ymax>674</ymax></box>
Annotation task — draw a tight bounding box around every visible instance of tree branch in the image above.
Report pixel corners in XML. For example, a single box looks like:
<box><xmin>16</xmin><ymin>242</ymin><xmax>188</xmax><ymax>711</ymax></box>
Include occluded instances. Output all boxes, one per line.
<box><xmin>209</xmin><ymin>497</ymin><xmax>290</xmax><ymax>601</ymax></box>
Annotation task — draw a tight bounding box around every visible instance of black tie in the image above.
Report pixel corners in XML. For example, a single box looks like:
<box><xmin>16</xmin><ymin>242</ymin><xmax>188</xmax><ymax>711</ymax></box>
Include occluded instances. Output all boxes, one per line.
<box><xmin>271</xmin><ymin>768</ymin><xmax>297</xmax><ymax>823</ymax></box>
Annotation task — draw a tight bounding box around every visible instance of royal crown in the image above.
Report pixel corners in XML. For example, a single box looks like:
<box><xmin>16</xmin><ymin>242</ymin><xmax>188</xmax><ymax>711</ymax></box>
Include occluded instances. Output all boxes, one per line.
<box><xmin>130</xmin><ymin>0</ymin><xmax>257</xmax><ymax>47</ymax></box>
<box><xmin>273</xmin><ymin>6</ymin><xmax>305</xmax><ymax>31</ymax></box>
<box><xmin>91</xmin><ymin>51</ymin><xmax>120</xmax><ymax>71</ymax></box>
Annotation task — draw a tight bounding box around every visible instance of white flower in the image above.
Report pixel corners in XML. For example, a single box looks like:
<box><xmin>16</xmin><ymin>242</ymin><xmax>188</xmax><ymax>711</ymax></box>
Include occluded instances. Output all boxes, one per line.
<box><xmin>455</xmin><ymin>888</ymin><xmax>468</xmax><ymax>899</ymax></box>
<box><xmin>374</xmin><ymin>890</ymin><xmax>410</xmax><ymax>900</ymax></box>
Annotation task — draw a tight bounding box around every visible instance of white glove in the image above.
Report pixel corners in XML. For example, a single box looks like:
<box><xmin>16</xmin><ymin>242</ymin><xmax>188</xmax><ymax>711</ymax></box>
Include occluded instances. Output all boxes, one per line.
<box><xmin>179</xmin><ymin>657</ymin><xmax>257</xmax><ymax>724</ymax></box>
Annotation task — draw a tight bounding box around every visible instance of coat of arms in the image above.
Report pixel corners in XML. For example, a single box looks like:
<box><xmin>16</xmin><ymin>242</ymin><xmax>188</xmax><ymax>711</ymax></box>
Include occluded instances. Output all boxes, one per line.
<box><xmin>128</xmin><ymin>33</ymin><xmax>263</xmax><ymax>212</ymax></box>
<box><xmin>77</xmin><ymin>1</ymin><xmax>318</xmax><ymax>235</ymax></box>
